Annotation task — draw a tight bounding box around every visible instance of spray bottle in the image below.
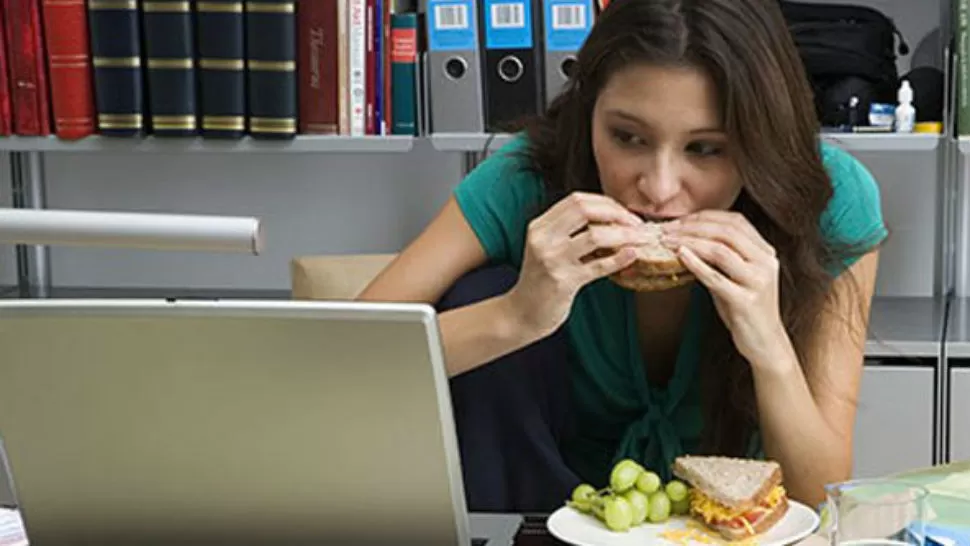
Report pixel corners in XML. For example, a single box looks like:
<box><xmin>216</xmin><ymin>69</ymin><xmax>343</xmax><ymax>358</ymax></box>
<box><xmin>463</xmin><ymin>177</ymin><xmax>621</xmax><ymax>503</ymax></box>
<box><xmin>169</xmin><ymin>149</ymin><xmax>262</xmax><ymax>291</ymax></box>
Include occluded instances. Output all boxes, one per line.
<box><xmin>895</xmin><ymin>79</ymin><xmax>916</xmax><ymax>133</ymax></box>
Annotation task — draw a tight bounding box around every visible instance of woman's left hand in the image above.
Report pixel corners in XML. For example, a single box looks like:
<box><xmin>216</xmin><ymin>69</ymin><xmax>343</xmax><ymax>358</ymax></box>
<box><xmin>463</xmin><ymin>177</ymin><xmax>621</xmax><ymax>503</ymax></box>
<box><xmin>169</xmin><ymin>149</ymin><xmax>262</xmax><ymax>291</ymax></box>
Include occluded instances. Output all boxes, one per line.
<box><xmin>661</xmin><ymin>210</ymin><xmax>791</xmax><ymax>367</ymax></box>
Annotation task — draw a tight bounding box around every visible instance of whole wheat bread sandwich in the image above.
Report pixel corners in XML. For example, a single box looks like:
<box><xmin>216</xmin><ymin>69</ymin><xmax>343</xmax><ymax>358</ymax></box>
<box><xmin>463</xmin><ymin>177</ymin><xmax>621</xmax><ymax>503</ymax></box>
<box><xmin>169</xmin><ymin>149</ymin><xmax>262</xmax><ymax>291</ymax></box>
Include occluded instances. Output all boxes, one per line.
<box><xmin>672</xmin><ymin>455</ymin><xmax>789</xmax><ymax>540</ymax></box>
<box><xmin>608</xmin><ymin>222</ymin><xmax>694</xmax><ymax>292</ymax></box>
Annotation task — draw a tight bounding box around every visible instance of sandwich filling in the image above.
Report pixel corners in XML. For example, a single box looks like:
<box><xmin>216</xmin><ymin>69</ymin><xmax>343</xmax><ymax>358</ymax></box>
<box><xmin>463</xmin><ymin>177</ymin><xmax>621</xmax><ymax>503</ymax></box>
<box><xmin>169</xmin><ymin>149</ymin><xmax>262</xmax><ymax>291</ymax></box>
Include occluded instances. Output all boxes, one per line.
<box><xmin>689</xmin><ymin>485</ymin><xmax>787</xmax><ymax>535</ymax></box>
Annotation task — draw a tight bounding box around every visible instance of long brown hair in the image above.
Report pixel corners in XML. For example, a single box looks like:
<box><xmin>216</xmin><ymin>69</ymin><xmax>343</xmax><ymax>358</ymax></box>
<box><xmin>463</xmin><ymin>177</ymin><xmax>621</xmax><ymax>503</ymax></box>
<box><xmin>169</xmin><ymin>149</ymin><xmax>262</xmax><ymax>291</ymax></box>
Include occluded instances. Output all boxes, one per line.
<box><xmin>511</xmin><ymin>0</ymin><xmax>869</xmax><ymax>455</ymax></box>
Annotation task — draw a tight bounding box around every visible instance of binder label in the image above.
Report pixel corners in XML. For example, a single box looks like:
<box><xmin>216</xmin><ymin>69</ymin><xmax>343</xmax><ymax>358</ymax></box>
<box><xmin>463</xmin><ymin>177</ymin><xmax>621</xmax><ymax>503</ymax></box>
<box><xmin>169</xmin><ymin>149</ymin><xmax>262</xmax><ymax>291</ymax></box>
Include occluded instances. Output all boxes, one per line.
<box><xmin>544</xmin><ymin>0</ymin><xmax>592</xmax><ymax>51</ymax></box>
<box><xmin>428</xmin><ymin>0</ymin><xmax>477</xmax><ymax>51</ymax></box>
<box><xmin>483</xmin><ymin>0</ymin><xmax>532</xmax><ymax>49</ymax></box>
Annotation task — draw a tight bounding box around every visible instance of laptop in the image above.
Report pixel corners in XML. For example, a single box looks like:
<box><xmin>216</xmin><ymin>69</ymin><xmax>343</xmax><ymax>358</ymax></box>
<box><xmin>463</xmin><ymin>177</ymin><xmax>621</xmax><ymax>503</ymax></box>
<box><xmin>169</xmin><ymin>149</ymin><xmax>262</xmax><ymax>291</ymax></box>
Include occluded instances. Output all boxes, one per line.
<box><xmin>0</xmin><ymin>298</ymin><xmax>523</xmax><ymax>545</ymax></box>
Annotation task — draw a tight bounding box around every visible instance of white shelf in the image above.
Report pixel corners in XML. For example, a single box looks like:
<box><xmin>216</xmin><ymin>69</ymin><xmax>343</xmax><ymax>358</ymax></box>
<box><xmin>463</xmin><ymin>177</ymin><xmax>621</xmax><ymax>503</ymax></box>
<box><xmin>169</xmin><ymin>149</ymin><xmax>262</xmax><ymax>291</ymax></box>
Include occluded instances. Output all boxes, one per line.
<box><xmin>0</xmin><ymin>133</ymin><xmax>940</xmax><ymax>154</ymax></box>
<box><xmin>430</xmin><ymin>132</ymin><xmax>941</xmax><ymax>153</ymax></box>
<box><xmin>864</xmin><ymin>296</ymin><xmax>946</xmax><ymax>359</ymax></box>
<box><xmin>821</xmin><ymin>132</ymin><xmax>941</xmax><ymax>152</ymax></box>
<box><xmin>957</xmin><ymin>136</ymin><xmax>970</xmax><ymax>155</ymax></box>
<box><xmin>430</xmin><ymin>133</ymin><xmax>515</xmax><ymax>152</ymax></box>
<box><xmin>0</xmin><ymin>135</ymin><xmax>415</xmax><ymax>153</ymax></box>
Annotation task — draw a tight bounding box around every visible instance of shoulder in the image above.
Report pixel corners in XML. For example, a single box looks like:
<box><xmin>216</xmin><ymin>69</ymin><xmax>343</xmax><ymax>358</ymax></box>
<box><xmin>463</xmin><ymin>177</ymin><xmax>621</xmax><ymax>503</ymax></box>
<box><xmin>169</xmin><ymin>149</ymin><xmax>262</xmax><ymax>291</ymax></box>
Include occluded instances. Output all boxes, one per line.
<box><xmin>452</xmin><ymin>133</ymin><xmax>547</xmax><ymax>263</ymax></box>
<box><xmin>454</xmin><ymin>133</ymin><xmax>545</xmax><ymax>208</ymax></box>
<box><xmin>818</xmin><ymin>141</ymin><xmax>888</xmax><ymax>270</ymax></box>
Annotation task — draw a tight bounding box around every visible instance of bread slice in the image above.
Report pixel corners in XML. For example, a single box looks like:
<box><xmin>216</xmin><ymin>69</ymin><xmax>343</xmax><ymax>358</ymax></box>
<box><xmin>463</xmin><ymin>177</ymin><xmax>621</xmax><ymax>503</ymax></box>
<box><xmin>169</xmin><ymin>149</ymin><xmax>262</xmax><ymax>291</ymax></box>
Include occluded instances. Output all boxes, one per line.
<box><xmin>672</xmin><ymin>455</ymin><xmax>783</xmax><ymax>512</ymax></box>
<box><xmin>607</xmin><ymin>222</ymin><xmax>694</xmax><ymax>292</ymax></box>
<box><xmin>713</xmin><ymin>496</ymin><xmax>790</xmax><ymax>541</ymax></box>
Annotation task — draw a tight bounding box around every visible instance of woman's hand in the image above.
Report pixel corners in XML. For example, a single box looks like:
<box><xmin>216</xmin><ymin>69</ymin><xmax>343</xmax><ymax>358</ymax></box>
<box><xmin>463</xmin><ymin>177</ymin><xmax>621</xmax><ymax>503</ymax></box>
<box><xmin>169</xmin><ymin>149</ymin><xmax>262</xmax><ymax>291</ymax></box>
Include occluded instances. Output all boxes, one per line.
<box><xmin>505</xmin><ymin>191</ymin><xmax>652</xmax><ymax>339</ymax></box>
<box><xmin>661</xmin><ymin>210</ymin><xmax>791</xmax><ymax>366</ymax></box>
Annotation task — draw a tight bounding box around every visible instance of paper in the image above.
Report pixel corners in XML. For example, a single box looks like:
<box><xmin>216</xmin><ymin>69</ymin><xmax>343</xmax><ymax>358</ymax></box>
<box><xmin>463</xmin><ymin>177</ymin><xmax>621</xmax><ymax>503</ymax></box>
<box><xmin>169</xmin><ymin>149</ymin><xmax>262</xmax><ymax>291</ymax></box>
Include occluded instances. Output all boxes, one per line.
<box><xmin>925</xmin><ymin>471</ymin><xmax>970</xmax><ymax>501</ymax></box>
<box><xmin>0</xmin><ymin>509</ymin><xmax>27</xmax><ymax>546</ymax></box>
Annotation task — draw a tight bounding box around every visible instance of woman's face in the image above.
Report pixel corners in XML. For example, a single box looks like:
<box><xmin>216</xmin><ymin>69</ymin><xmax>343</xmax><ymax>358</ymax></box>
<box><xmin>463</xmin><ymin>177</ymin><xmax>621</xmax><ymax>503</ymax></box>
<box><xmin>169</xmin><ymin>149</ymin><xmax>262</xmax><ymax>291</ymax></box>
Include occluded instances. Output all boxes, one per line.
<box><xmin>591</xmin><ymin>63</ymin><xmax>742</xmax><ymax>221</ymax></box>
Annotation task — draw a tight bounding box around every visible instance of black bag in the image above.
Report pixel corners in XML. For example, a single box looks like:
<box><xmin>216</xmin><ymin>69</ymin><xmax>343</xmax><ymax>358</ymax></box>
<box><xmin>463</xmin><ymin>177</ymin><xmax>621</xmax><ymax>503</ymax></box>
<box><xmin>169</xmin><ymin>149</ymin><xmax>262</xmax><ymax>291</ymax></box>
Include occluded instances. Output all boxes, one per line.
<box><xmin>778</xmin><ymin>1</ymin><xmax>909</xmax><ymax>127</ymax></box>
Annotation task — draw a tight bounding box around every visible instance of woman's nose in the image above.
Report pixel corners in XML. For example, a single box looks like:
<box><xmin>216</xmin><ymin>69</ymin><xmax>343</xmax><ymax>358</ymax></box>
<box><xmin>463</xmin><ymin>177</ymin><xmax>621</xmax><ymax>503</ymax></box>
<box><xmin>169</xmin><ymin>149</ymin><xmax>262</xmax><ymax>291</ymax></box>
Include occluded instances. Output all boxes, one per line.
<box><xmin>636</xmin><ymin>153</ymin><xmax>681</xmax><ymax>204</ymax></box>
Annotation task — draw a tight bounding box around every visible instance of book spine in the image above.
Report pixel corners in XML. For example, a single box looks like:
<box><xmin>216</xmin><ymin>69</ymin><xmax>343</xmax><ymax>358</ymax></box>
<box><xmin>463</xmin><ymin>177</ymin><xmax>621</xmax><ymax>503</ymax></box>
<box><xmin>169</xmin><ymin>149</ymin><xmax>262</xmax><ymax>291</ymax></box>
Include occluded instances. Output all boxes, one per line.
<box><xmin>5</xmin><ymin>0</ymin><xmax>51</xmax><ymax>136</ymax></box>
<box><xmin>381</xmin><ymin>0</ymin><xmax>391</xmax><ymax>134</ymax></box>
<box><xmin>373</xmin><ymin>0</ymin><xmax>383</xmax><ymax>134</ymax></box>
<box><xmin>143</xmin><ymin>0</ymin><xmax>198</xmax><ymax>135</ymax></box>
<box><xmin>348</xmin><ymin>0</ymin><xmax>366</xmax><ymax>135</ymax></box>
<box><xmin>337</xmin><ymin>0</ymin><xmax>349</xmax><ymax>134</ymax></box>
<box><xmin>296</xmin><ymin>0</ymin><xmax>338</xmax><ymax>134</ymax></box>
<box><xmin>245</xmin><ymin>0</ymin><xmax>298</xmax><ymax>139</ymax></box>
<box><xmin>390</xmin><ymin>12</ymin><xmax>416</xmax><ymax>135</ymax></box>
<box><xmin>0</xmin><ymin>10</ymin><xmax>12</xmax><ymax>136</ymax></box>
<box><xmin>365</xmin><ymin>0</ymin><xmax>375</xmax><ymax>134</ymax></box>
<box><xmin>40</xmin><ymin>0</ymin><xmax>96</xmax><ymax>138</ymax></box>
<box><xmin>87</xmin><ymin>0</ymin><xmax>145</xmax><ymax>136</ymax></box>
<box><xmin>196</xmin><ymin>0</ymin><xmax>246</xmax><ymax>138</ymax></box>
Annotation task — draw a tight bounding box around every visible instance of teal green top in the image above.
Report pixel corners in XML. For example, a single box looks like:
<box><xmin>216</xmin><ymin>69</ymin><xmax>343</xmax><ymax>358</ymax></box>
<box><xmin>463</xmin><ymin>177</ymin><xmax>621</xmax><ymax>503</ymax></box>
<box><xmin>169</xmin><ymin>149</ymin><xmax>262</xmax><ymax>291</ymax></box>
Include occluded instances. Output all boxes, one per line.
<box><xmin>452</xmin><ymin>134</ymin><xmax>888</xmax><ymax>486</ymax></box>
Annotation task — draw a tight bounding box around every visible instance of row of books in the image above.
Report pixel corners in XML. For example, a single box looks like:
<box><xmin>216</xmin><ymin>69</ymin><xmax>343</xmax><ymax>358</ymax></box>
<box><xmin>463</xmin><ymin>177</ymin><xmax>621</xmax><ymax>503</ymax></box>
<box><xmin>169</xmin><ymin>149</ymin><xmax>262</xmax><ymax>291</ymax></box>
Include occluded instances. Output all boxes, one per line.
<box><xmin>0</xmin><ymin>0</ymin><xmax>421</xmax><ymax>140</ymax></box>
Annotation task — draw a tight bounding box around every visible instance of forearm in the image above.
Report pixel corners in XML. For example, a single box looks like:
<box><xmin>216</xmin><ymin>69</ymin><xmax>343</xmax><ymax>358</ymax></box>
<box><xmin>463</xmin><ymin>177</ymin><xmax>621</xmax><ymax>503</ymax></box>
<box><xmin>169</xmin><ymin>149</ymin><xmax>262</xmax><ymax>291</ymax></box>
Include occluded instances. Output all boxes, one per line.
<box><xmin>751</xmin><ymin>343</ymin><xmax>851</xmax><ymax>507</ymax></box>
<box><xmin>438</xmin><ymin>293</ymin><xmax>543</xmax><ymax>377</ymax></box>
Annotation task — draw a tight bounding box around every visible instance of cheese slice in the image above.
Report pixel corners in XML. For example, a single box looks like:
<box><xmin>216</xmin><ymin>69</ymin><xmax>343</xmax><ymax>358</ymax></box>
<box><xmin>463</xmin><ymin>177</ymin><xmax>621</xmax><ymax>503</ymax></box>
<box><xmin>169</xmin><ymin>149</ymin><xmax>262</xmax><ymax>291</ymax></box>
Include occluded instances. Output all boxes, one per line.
<box><xmin>689</xmin><ymin>485</ymin><xmax>786</xmax><ymax>525</ymax></box>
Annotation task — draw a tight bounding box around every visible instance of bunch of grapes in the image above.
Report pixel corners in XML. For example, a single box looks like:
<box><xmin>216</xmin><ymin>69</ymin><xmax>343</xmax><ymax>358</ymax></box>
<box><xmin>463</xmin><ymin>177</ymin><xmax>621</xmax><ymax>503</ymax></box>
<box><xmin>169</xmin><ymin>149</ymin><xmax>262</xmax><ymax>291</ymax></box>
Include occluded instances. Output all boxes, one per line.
<box><xmin>565</xmin><ymin>459</ymin><xmax>691</xmax><ymax>532</ymax></box>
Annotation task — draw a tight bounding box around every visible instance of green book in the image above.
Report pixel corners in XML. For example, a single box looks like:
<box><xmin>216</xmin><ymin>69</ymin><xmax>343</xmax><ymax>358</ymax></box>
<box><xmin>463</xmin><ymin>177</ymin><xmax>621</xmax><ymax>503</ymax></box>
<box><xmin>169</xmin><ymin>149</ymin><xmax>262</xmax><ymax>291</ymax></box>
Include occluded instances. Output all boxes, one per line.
<box><xmin>391</xmin><ymin>12</ymin><xmax>418</xmax><ymax>136</ymax></box>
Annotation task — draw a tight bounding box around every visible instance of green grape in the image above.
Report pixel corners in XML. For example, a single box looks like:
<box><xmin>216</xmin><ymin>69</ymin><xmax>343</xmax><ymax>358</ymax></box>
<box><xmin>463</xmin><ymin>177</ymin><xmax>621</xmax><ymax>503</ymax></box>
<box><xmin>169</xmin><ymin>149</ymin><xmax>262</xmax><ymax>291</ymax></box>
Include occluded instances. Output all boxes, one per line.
<box><xmin>622</xmin><ymin>489</ymin><xmax>650</xmax><ymax>526</ymax></box>
<box><xmin>609</xmin><ymin>460</ymin><xmax>642</xmax><ymax>494</ymax></box>
<box><xmin>572</xmin><ymin>483</ymin><xmax>597</xmax><ymax>503</ymax></box>
<box><xmin>648</xmin><ymin>491</ymin><xmax>672</xmax><ymax>523</ymax></box>
<box><xmin>603</xmin><ymin>496</ymin><xmax>634</xmax><ymax>532</ymax></box>
<box><xmin>635</xmin><ymin>471</ymin><xmax>662</xmax><ymax>494</ymax></box>
<box><xmin>590</xmin><ymin>493</ymin><xmax>608</xmax><ymax>521</ymax></box>
<box><xmin>665</xmin><ymin>480</ymin><xmax>689</xmax><ymax>502</ymax></box>
<box><xmin>671</xmin><ymin>497</ymin><xmax>690</xmax><ymax>516</ymax></box>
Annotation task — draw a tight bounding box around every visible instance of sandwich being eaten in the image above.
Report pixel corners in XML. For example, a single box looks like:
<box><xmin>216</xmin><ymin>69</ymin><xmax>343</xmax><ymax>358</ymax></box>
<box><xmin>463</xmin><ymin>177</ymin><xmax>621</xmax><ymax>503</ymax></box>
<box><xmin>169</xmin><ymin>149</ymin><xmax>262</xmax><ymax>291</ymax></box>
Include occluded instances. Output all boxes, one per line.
<box><xmin>608</xmin><ymin>221</ymin><xmax>695</xmax><ymax>292</ymax></box>
<box><xmin>672</xmin><ymin>455</ymin><xmax>789</xmax><ymax>541</ymax></box>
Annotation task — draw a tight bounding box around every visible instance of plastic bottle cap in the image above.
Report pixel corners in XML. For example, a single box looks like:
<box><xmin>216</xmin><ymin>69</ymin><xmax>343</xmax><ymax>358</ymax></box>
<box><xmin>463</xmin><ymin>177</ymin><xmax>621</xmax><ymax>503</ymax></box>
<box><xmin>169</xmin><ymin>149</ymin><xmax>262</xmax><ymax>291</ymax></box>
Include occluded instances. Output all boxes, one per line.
<box><xmin>898</xmin><ymin>80</ymin><xmax>914</xmax><ymax>104</ymax></box>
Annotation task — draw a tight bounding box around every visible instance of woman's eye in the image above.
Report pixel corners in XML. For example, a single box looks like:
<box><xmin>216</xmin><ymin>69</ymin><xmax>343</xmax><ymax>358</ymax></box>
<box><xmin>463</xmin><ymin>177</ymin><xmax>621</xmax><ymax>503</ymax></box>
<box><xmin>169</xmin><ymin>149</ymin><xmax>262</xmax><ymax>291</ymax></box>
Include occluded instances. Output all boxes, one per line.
<box><xmin>687</xmin><ymin>141</ymin><xmax>723</xmax><ymax>157</ymax></box>
<box><xmin>612</xmin><ymin>129</ymin><xmax>644</xmax><ymax>146</ymax></box>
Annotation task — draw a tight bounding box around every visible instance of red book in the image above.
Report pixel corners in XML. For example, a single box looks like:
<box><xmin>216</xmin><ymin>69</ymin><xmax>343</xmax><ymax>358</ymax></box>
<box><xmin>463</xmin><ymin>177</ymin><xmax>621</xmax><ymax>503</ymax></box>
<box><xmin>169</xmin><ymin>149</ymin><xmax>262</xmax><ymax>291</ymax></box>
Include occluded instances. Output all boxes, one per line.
<box><xmin>382</xmin><ymin>0</ymin><xmax>390</xmax><ymax>135</ymax></box>
<box><xmin>297</xmin><ymin>0</ymin><xmax>338</xmax><ymax>134</ymax></box>
<box><xmin>40</xmin><ymin>0</ymin><xmax>95</xmax><ymax>139</ymax></box>
<box><xmin>365</xmin><ymin>0</ymin><xmax>376</xmax><ymax>134</ymax></box>
<box><xmin>0</xmin><ymin>10</ymin><xmax>12</xmax><ymax>135</ymax></box>
<box><xmin>4</xmin><ymin>0</ymin><xmax>51</xmax><ymax>136</ymax></box>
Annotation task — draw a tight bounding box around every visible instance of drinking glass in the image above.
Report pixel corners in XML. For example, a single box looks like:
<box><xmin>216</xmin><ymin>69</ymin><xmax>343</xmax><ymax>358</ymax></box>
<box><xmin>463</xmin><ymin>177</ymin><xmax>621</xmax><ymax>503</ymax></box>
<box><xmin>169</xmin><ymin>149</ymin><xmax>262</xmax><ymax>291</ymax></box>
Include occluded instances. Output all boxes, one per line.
<box><xmin>825</xmin><ymin>479</ymin><xmax>930</xmax><ymax>546</ymax></box>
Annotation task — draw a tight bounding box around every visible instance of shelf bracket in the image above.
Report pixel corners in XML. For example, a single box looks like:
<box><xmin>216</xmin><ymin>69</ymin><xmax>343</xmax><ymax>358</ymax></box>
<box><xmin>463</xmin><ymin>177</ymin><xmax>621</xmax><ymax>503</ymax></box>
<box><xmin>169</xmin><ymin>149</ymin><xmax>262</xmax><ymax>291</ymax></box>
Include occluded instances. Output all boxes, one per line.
<box><xmin>10</xmin><ymin>150</ymin><xmax>51</xmax><ymax>297</ymax></box>
<box><xmin>461</xmin><ymin>150</ymin><xmax>487</xmax><ymax>176</ymax></box>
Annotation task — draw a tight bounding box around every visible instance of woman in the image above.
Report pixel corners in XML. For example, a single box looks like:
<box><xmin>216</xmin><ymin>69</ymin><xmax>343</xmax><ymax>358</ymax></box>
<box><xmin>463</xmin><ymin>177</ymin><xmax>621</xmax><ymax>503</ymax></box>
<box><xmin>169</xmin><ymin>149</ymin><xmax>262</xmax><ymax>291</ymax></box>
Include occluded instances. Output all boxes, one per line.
<box><xmin>359</xmin><ymin>0</ymin><xmax>886</xmax><ymax>513</ymax></box>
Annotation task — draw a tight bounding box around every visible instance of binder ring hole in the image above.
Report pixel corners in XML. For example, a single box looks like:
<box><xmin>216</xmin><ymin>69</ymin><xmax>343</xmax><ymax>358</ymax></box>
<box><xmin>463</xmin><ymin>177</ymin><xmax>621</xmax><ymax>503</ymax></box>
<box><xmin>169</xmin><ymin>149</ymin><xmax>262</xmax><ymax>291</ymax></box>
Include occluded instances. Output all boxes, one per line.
<box><xmin>445</xmin><ymin>57</ymin><xmax>468</xmax><ymax>80</ymax></box>
<box><xmin>498</xmin><ymin>56</ymin><xmax>524</xmax><ymax>83</ymax></box>
<box><xmin>560</xmin><ymin>56</ymin><xmax>577</xmax><ymax>79</ymax></box>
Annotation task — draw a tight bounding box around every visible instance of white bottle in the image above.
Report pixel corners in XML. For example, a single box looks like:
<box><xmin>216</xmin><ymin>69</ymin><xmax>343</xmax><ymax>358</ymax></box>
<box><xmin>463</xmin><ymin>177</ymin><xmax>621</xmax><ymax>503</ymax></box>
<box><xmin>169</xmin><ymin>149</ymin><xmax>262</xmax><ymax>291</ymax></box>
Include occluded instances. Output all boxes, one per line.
<box><xmin>895</xmin><ymin>79</ymin><xmax>916</xmax><ymax>133</ymax></box>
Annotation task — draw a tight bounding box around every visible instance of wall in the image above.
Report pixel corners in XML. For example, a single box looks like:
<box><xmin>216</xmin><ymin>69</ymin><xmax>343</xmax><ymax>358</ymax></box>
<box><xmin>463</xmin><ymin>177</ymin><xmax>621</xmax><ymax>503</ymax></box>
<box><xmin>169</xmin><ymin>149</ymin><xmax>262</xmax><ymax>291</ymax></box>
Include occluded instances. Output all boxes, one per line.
<box><xmin>0</xmin><ymin>144</ymin><xmax>464</xmax><ymax>289</ymax></box>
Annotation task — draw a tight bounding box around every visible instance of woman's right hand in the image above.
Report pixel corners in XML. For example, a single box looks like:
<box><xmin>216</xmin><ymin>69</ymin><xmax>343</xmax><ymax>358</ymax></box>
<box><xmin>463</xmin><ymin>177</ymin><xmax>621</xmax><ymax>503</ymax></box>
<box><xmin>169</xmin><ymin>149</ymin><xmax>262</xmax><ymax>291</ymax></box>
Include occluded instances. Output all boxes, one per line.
<box><xmin>504</xmin><ymin>191</ymin><xmax>652</xmax><ymax>339</ymax></box>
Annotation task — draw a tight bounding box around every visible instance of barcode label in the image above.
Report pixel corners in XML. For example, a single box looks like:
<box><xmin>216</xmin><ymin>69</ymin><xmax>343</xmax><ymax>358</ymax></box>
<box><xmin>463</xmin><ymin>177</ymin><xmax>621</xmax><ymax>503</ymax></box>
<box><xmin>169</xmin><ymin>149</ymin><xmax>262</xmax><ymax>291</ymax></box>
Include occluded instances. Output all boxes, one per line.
<box><xmin>435</xmin><ymin>4</ymin><xmax>469</xmax><ymax>29</ymax></box>
<box><xmin>552</xmin><ymin>4</ymin><xmax>585</xmax><ymax>29</ymax></box>
<box><xmin>491</xmin><ymin>2</ymin><xmax>524</xmax><ymax>28</ymax></box>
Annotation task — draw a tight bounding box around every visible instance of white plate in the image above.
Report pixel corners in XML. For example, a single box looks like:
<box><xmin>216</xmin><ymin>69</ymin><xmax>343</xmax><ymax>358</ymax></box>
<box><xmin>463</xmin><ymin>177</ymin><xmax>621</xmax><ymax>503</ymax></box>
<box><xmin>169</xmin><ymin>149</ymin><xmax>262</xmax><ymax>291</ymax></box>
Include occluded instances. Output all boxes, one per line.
<box><xmin>546</xmin><ymin>500</ymin><xmax>821</xmax><ymax>546</ymax></box>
